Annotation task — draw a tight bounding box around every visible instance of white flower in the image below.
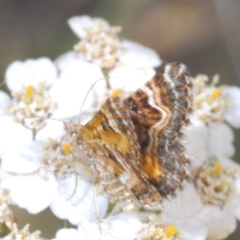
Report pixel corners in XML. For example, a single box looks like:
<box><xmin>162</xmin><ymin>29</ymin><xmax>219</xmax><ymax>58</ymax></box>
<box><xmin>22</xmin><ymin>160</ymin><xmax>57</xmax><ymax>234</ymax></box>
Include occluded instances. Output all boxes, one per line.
<box><xmin>0</xmin><ymin>58</ymin><xmax>60</xmax><ymax>214</ymax></box>
<box><xmin>67</xmin><ymin>15</ymin><xmax>161</xmax><ymax>69</ymax></box>
<box><xmin>68</xmin><ymin>15</ymin><xmax>122</xmax><ymax>69</ymax></box>
<box><xmin>5</xmin><ymin>57</ymin><xmax>57</xmax><ymax>92</ymax></box>
<box><xmin>192</xmin><ymin>74</ymin><xmax>240</xmax><ymax>128</ymax></box>
<box><xmin>68</xmin><ymin>16</ymin><xmax>162</xmax><ymax>69</ymax></box>
<box><xmin>4</xmin><ymin>57</ymin><xmax>58</xmax><ymax>131</ymax></box>
<box><xmin>194</xmin><ymin>156</ymin><xmax>240</xmax><ymax>240</ymax></box>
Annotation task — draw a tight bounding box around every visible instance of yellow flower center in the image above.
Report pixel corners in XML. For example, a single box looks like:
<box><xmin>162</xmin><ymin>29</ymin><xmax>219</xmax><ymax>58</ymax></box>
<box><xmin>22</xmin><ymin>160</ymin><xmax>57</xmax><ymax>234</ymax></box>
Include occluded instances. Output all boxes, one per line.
<box><xmin>213</xmin><ymin>164</ymin><xmax>223</xmax><ymax>177</ymax></box>
<box><xmin>112</xmin><ymin>89</ymin><xmax>121</xmax><ymax>98</ymax></box>
<box><xmin>165</xmin><ymin>225</ymin><xmax>176</xmax><ymax>238</ymax></box>
<box><xmin>24</xmin><ymin>85</ymin><xmax>34</xmax><ymax>104</ymax></box>
<box><xmin>209</xmin><ymin>88</ymin><xmax>222</xmax><ymax>102</ymax></box>
<box><xmin>62</xmin><ymin>143</ymin><xmax>71</xmax><ymax>154</ymax></box>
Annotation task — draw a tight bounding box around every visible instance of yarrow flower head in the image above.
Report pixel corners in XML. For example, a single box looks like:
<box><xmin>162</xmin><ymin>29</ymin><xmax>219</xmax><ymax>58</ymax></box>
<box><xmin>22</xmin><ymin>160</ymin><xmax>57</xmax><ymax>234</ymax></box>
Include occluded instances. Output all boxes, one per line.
<box><xmin>193</xmin><ymin>74</ymin><xmax>240</xmax><ymax>127</ymax></box>
<box><xmin>69</xmin><ymin>15</ymin><xmax>122</xmax><ymax>69</ymax></box>
<box><xmin>194</xmin><ymin>157</ymin><xmax>236</xmax><ymax>207</ymax></box>
<box><xmin>5</xmin><ymin>57</ymin><xmax>58</xmax><ymax>130</ymax></box>
<box><xmin>9</xmin><ymin>82</ymin><xmax>57</xmax><ymax>130</ymax></box>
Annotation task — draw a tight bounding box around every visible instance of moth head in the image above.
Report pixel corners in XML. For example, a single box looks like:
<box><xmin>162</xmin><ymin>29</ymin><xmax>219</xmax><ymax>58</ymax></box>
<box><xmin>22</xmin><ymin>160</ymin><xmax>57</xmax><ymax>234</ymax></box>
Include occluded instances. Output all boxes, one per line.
<box><xmin>64</xmin><ymin>121</ymin><xmax>83</xmax><ymax>138</ymax></box>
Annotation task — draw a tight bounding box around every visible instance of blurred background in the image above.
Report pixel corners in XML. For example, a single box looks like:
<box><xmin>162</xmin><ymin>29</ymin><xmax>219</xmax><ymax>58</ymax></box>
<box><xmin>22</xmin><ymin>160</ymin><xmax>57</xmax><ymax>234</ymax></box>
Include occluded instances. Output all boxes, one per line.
<box><xmin>1</xmin><ymin>0</ymin><xmax>240</xmax><ymax>239</ymax></box>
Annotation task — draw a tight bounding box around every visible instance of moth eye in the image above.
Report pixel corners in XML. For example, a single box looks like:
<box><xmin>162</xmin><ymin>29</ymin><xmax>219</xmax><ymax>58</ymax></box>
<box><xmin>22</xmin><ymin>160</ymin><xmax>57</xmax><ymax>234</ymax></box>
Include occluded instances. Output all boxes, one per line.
<box><xmin>130</xmin><ymin>104</ymin><xmax>140</xmax><ymax>114</ymax></box>
<box><xmin>71</xmin><ymin>131</ymin><xmax>77</xmax><ymax>137</ymax></box>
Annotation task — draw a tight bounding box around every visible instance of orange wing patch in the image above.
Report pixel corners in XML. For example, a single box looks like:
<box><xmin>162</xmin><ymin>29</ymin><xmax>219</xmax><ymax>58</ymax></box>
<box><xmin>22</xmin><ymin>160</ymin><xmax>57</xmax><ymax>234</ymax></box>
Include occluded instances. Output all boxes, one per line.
<box><xmin>140</xmin><ymin>151</ymin><xmax>165</xmax><ymax>181</ymax></box>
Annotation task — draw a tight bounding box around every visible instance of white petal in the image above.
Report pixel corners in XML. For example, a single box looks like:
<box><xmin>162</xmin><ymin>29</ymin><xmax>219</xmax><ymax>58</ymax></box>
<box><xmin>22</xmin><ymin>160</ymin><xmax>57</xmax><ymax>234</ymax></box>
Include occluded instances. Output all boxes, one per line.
<box><xmin>1</xmin><ymin>142</ymin><xmax>42</xmax><ymax>174</ymax></box>
<box><xmin>109</xmin><ymin>65</ymin><xmax>155</xmax><ymax>92</ymax></box>
<box><xmin>198</xmin><ymin>205</ymin><xmax>237</xmax><ymax>240</ymax></box>
<box><xmin>218</xmin><ymin>156</ymin><xmax>240</xmax><ymax>170</ymax></box>
<box><xmin>5</xmin><ymin>57</ymin><xmax>57</xmax><ymax>92</ymax></box>
<box><xmin>54</xmin><ymin>228</ymin><xmax>80</xmax><ymax>240</ymax></box>
<box><xmin>0</xmin><ymin>116</ymin><xmax>32</xmax><ymax>156</ymax></box>
<box><xmin>102</xmin><ymin>212</ymin><xmax>144</xmax><ymax>240</ymax></box>
<box><xmin>0</xmin><ymin>168</ymin><xmax>12</xmax><ymax>179</ymax></box>
<box><xmin>0</xmin><ymin>91</ymin><xmax>11</xmax><ymax>115</ymax></box>
<box><xmin>68</xmin><ymin>15</ymin><xmax>110</xmax><ymax>39</ymax></box>
<box><xmin>184</xmin><ymin>117</ymin><xmax>208</xmax><ymax>167</ymax></box>
<box><xmin>227</xmin><ymin>178</ymin><xmax>240</xmax><ymax>220</ymax></box>
<box><xmin>55</xmin><ymin>51</ymin><xmax>79</xmax><ymax>72</ymax></box>
<box><xmin>121</xmin><ymin>39</ymin><xmax>162</xmax><ymax>68</ymax></box>
<box><xmin>35</xmin><ymin>119</ymin><xmax>66</xmax><ymax>141</ymax></box>
<box><xmin>78</xmin><ymin>212</ymin><xmax>145</xmax><ymax>240</ymax></box>
<box><xmin>2</xmin><ymin>172</ymin><xmax>58</xmax><ymax>214</ymax></box>
<box><xmin>162</xmin><ymin>185</ymin><xmax>203</xmax><ymax>219</ymax></box>
<box><xmin>78</xmin><ymin>220</ymin><xmax>102</xmax><ymax>240</ymax></box>
<box><xmin>50</xmin><ymin>174</ymin><xmax>108</xmax><ymax>225</ymax></box>
<box><xmin>223</xmin><ymin>86</ymin><xmax>240</xmax><ymax>128</ymax></box>
<box><xmin>50</xmin><ymin>59</ymin><xmax>104</xmax><ymax>119</ymax></box>
<box><xmin>207</xmin><ymin>122</ymin><xmax>235</xmax><ymax>158</ymax></box>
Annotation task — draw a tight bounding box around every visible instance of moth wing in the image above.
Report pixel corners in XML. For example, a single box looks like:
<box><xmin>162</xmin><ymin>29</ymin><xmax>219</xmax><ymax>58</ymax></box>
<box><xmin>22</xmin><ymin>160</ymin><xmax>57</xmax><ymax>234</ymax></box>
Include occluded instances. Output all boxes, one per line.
<box><xmin>124</xmin><ymin>62</ymin><xmax>193</xmax><ymax>197</ymax></box>
<box><xmin>82</xmin><ymin>97</ymin><xmax>161</xmax><ymax>208</ymax></box>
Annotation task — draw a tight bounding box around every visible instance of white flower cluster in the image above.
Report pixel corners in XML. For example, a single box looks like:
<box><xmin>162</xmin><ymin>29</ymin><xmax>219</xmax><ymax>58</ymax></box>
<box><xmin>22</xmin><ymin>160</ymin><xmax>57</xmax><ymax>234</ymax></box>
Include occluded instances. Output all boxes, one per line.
<box><xmin>0</xmin><ymin>15</ymin><xmax>240</xmax><ymax>240</ymax></box>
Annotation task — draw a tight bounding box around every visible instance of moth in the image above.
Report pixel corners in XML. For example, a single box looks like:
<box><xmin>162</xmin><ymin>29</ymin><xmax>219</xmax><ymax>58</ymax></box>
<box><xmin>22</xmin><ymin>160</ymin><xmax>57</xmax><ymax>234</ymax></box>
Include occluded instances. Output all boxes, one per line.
<box><xmin>65</xmin><ymin>62</ymin><xmax>193</xmax><ymax>211</ymax></box>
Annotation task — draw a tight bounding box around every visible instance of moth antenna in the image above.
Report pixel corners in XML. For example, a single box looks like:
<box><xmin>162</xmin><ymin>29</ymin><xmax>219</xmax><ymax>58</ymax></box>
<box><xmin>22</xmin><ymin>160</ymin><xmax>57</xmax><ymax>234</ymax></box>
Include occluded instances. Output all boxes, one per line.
<box><xmin>78</xmin><ymin>77</ymin><xmax>105</xmax><ymax>123</ymax></box>
<box><xmin>22</xmin><ymin>116</ymin><xmax>67</xmax><ymax>131</ymax></box>
<box><xmin>78</xmin><ymin>76</ymin><xmax>120</xmax><ymax>123</ymax></box>
<box><xmin>66</xmin><ymin>171</ymin><xmax>78</xmax><ymax>201</ymax></box>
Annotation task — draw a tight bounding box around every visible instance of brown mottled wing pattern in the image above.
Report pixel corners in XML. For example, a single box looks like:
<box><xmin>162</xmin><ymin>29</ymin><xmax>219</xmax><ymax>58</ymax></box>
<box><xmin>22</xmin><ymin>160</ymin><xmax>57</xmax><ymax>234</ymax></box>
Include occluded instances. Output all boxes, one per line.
<box><xmin>124</xmin><ymin>62</ymin><xmax>193</xmax><ymax>197</ymax></box>
<box><xmin>79</xmin><ymin>97</ymin><xmax>162</xmax><ymax>210</ymax></box>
